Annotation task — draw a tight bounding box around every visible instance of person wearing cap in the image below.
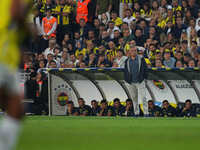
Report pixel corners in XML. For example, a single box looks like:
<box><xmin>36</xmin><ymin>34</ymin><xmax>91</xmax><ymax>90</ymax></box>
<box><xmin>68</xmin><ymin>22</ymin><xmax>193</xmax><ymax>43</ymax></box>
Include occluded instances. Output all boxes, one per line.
<box><xmin>124</xmin><ymin>46</ymin><xmax>148</xmax><ymax>116</ymax></box>
<box><xmin>163</xmin><ymin>49</ymin><xmax>176</xmax><ymax>68</ymax></box>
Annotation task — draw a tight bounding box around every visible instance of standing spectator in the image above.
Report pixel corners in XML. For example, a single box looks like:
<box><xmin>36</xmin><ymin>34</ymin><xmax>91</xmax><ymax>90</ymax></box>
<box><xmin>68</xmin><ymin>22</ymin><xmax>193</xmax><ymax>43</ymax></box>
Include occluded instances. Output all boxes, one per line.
<box><xmin>41</xmin><ymin>8</ymin><xmax>57</xmax><ymax>46</ymax></box>
<box><xmin>55</xmin><ymin>0</ymin><xmax>72</xmax><ymax>45</ymax></box>
<box><xmin>124</xmin><ymin>46</ymin><xmax>148</xmax><ymax>116</ymax></box>
<box><xmin>172</xmin><ymin>16</ymin><xmax>187</xmax><ymax>40</ymax></box>
<box><xmin>76</xmin><ymin>0</ymin><xmax>91</xmax><ymax>24</ymax></box>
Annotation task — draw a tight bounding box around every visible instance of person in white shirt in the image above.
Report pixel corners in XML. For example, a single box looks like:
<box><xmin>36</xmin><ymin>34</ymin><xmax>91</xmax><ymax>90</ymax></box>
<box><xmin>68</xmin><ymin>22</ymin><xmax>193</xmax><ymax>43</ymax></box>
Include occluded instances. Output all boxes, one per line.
<box><xmin>123</xmin><ymin>9</ymin><xmax>135</xmax><ymax>27</ymax></box>
<box><xmin>43</xmin><ymin>39</ymin><xmax>57</xmax><ymax>59</ymax></box>
<box><xmin>114</xmin><ymin>49</ymin><xmax>128</xmax><ymax>68</ymax></box>
<box><xmin>107</xmin><ymin>21</ymin><xmax>120</xmax><ymax>39</ymax></box>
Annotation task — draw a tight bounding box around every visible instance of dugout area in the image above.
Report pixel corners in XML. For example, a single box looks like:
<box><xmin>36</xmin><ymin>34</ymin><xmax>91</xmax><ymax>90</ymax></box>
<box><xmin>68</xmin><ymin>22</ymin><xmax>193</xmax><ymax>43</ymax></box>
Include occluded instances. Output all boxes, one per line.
<box><xmin>45</xmin><ymin>68</ymin><xmax>200</xmax><ymax>116</ymax></box>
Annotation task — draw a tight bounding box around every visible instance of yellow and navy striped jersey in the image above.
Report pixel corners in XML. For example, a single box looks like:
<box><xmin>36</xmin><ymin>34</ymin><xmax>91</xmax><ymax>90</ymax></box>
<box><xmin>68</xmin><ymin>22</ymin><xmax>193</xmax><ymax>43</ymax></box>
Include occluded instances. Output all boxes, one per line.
<box><xmin>112</xmin><ymin>17</ymin><xmax>123</xmax><ymax>27</ymax></box>
<box><xmin>105</xmin><ymin>49</ymin><xmax>118</xmax><ymax>62</ymax></box>
<box><xmin>0</xmin><ymin>0</ymin><xmax>21</xmax><ymax>71</ymax></box>
<box><xmin>120</xmin><ymin>0</ymin><xmax>133</xmax><ymax>3</ymax></box>
<box><xmin>55</xmin><ymin>5</ymin><xmax>72</xmax><ymax>25</ymax></box>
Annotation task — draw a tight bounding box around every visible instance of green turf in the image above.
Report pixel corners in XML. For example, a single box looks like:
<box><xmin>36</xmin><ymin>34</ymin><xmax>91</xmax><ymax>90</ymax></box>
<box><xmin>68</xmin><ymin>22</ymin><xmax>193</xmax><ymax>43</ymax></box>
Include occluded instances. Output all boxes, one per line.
<box><xmin>16</xmin><ymin>116</ymin><xmax>200</xmax><ymax>150</ymax></box>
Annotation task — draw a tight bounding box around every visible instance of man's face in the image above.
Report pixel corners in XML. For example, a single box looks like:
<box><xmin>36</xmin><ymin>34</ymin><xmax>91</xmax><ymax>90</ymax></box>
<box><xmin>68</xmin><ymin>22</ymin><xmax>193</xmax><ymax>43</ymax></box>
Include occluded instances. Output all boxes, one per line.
<box><xmin>126</xmin><ymin>101</ymin><xmax>132</xmax><ymax>108</ymax></box>
<box><xmin>176</xmin><ymin>18</ymin><xmax>182</xmax><ymax>25</ymax></box>
<box><xmin>47</xmin><ymin>54</ymin><xmax>53</xmax><ymax>62</ymax></box>
<box><xmin>148</xmin><ymin>102</ymin><xmax>154</xmax><ymax>109</ymax></box>
<box><xmin>135</xmin><ymin>29</ymin><xmax>142</xmax><ymax>37</ymax></box>
<box><xmin>114</xmin><ymin>30</ymin><xmax>120</xmax><ymax>38</ymax></box>
<box><xmin>185</xmin><ymin>101</ymin><xmax>192</xmax><ymax>109</ymax></box>
<box><xmin>164</xmin><ymin>52</ymin><xmax>171</xmax><ymax>60</ymax></box>
<box><xmin>74</xmin><ymin>32</ymin><xmax>80</xmax><ymax>39</ymax></box>
<box><xmin>163</xmin><ymin>102</ymin><xmax>169</xmax><ymax>109</ymax></box>
<box><xmin>111</xmin><ymin>13</ymin><xmax>117</xmax><ymax>19</ymax></box>
<box><xmin>109</xmin><ymin>22</ymin><xmax>115</xmax><ymax>29</ymax></box>
<box><xmin>108</xmin><ymin>41</ymin><xmax>115</xmax><ymax>49</ymax></box>
<box><xmin>78</xmin><ymin>100</ymin><xmax>85</xmax><ymax>107</ymax></box>
<box><xmin>91</xmin><ymin>101</ymin><xmax>98</xmax><ymax>109</ymax></box>
<box><xmin>101</xmin><ymin>103</ymin><xmax>107</xmax><ymax>109</ymax></box>
<box><xmin>129</xmin><ymin>47</ymin><xmax>137</xmax><ymax>57</ymax></box>
<box><xmin>126</xmin><ymin>10</ymin><xmax>131</xmax><ymax>17</ymax></box>
<box><xmin>114</xmin><ymin>101</ymin><xmax>120</xmax><ymax>108</ymax></box>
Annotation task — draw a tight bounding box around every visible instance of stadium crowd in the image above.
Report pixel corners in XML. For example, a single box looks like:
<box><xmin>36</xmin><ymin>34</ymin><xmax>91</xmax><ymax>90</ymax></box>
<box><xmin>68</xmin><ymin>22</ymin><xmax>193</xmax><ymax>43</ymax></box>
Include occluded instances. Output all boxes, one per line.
<box><xmin>23</xmin><ymin>0</ymin><xmax>200</xmax><ymax>116</ymax></box>
<box><xmin>65</xmin><ymin>98</ymin><xmax>199</xmax><ymax>117</ymax></box>
<box><xmin>23</xmin><ymin>0</ymin><xmax>200</xmax><ymax>73</ymax></box>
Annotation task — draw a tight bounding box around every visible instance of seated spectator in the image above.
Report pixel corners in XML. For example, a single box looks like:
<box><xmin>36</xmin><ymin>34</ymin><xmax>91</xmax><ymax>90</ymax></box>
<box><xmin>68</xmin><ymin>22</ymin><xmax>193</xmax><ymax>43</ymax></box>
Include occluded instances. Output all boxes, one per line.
<box><xmin>111</xmin><ymin>11</ymin><xmax>123</xmax><ymax>27</ymax></box>
<box><xmin>161</xmin><ymin>100</ymin><xmax>177</xmax><ymax>117</ymax></box>
<box><xmin>123</xmin><ymin>9</ymin><xmax>135</xmax><ymax>27</ymax></box>
<box><xmin>175</xmin><ymin>60</ymin><xmax>184</xmax><ymax>68</ymax></box>
<box><xmin>91</xmin><ymin>100</ymin><xmax>101</xmax><ymax>116</ymax></box>
<box><xmin>78</xmin><ymin>98</ymin><xmax>92</xmax><ymax>116</ymax></box>
<box><xmin>148</xmin><ymin>100</ymin><xmax>162</xmax><ymax>117</ymax></box>
<box><xmin>179</xmin><ymin>99</ymin><xmax>196</xmax><ymax>117</ymax></box>
<box><xmin>113</xmin><ymin>49</ymin><xmax>127</xmax><ymax>68</ymax></box>
<box><xmin>124</xmin><ymin>99</ymin><xmax>134</xmax><ymax>117</ymax></box>
<box><xmin>188</xmin><ymin>59</ymin><xmax>196</xmax><ymax>67</ymax></box>
<box><xmin>49</xmin><ymin>60</ymin><xmax>57</xmax><ymax>68</ymax></box>
<box><xmin>163</xmin><ymin>49</ymin><xmax>176</xmax><ymax>68</ymax></box>
<box><xmin>43</xmin><ymin>39</ymin><xmax>57</xmax><ymax>59</ymax></box>
<box><xmin>66</xmin><ymin>101</ymin><xmax>79</xmax><ymax>116</ymax></box>
<box><xmin>112</xmin><ymin>98</ymin><xmax>125</xmax><ymax>116</ymax></box>
<box><xmin>98</xmin><ymin>100</ymin><xmax>113</xmax><ymax>116</ymax></box>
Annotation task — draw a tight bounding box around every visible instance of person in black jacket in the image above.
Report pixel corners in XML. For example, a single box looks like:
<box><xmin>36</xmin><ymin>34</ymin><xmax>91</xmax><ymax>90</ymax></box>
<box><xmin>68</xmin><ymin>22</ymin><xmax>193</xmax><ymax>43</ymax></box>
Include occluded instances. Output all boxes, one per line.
<box><xmin>78</xmin><ymin>98</ymin><xmax>92</xmax><ymax>116</ymax></box>
<box><xmin>161</xmin><ymin>100</ymin><xmax>177</xmax><ymax>117</ymax></box>
<box><xmin>148</xmin><ymin>100</ymin><xmax>161</xmax><ymax>117</ymax></box>
<box><xmin>124</xmin><ymin>46</ymin><xmax>148</xmax><ymax>116</ymax></box>
<box><xmin>124</xmin><ymin>99</ymin><xmax>135</xmax><ymax>117</ymax></box>
<box><xmin>180</xmin><ymin>99</ymin><xmax>196</xmax><ymax>117</ymax></box>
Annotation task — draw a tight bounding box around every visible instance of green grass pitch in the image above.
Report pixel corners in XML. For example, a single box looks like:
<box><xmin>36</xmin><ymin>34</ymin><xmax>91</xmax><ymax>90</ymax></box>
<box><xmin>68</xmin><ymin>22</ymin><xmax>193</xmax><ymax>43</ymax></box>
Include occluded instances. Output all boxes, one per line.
<box><xmin>16</xmin><ymin>116</ymin><xmax>200</xmax><ymax>150</ymax></box>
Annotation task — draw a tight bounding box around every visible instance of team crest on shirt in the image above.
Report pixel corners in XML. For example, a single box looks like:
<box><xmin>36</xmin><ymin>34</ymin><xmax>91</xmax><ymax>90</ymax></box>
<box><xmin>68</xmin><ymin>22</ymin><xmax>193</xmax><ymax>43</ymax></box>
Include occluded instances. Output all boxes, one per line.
<box><xmin>153</xmin><ymin>80</ymin><xmax>165</xmax><ymax>90</ymax></box>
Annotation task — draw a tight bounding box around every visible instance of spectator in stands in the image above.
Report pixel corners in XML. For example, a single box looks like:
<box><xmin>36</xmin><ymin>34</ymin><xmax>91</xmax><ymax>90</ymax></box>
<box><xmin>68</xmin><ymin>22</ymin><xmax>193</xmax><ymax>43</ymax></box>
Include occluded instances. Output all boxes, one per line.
<box><xmin>124</xmin><ymin>99</ymin><xmax>134</xmax><ymax>117</ymax></box>
<box><xmin>66</xmin><ymin>101</ymin><xmax>79</xmax><ymax>116</ymax></box>
<box><xmin>78</xmin><ymin>98</ymin><xmax>92</xmax><ymax>116</ymax></box>
<box><xmin>112</xmin><ymin>98</ymin><xmax>125</xmax><ymax>116</ymax></box>
<box><xmin>163</xmin><ymin>49</ymin><xmax>176</xmax><ymax>68</ymax></box>
<box><xmin>55</xmin><ymin>0</ymin><xmax>72</xmax><ymax>45</ymax></box>
<box><xmin>161</xmin><ymin>100</ymin><xmax>177</xmax><ymax>117</ymax></box>
<box><xmin>180</xmin><ymin>99</ymin><xmax>196</xmax><ymax>117</ymax></box>
<box><xmin>41</xmin><ymin>8</ymin><xmax>57</xmax><ymax>49</ymax></box>
<box><xmin>113</xmin><ymin>49</ymin><xmax>127</xmax><ymax>68</ymax></box>
<box><xmin>148</xmin><ymin>100</ymin><xmax>162</xmax><ymax>117</ymax></box>
<box><xmin>91</xmin><ymin>100</ymin><xmax>101</xmax><ymax>116</ymax></box>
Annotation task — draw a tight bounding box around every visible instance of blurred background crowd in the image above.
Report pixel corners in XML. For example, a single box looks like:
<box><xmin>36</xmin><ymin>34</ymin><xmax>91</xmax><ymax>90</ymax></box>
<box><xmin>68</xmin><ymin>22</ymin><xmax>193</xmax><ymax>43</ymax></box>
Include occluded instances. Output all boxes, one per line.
<box><xmin>23</xmin><ymin>0</ymin><xmax>200</xmax><ymax>74</ymax></box>
<box><xmin>21</xmin><ymin>0</ymin><xmax>200</xmax><ymax>116</ymax></box>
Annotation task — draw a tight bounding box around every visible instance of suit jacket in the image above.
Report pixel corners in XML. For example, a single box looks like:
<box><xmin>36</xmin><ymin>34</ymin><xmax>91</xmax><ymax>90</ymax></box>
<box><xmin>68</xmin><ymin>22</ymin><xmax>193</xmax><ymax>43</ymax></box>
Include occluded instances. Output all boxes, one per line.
<box><xmin>124</xmin><ymin>55</ymin><xmax>148</xmax><ymax>84</ymax></box>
